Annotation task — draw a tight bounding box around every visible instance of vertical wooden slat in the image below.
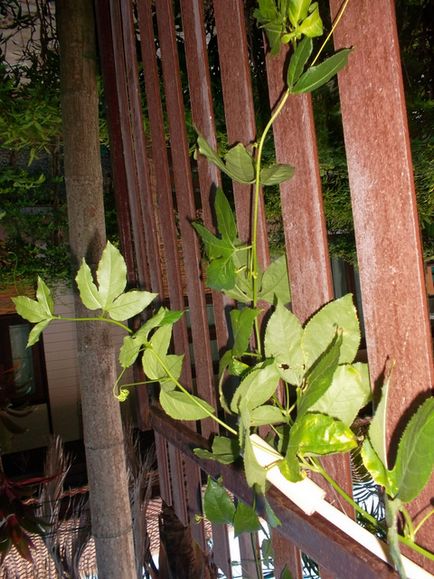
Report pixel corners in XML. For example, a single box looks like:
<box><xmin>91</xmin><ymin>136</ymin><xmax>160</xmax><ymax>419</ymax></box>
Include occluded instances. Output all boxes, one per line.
<box><xmin>179</xmin><ymin>1</ymin><xmax>233</xmax><ymax>574</ymax></box>
<box><xmin>265</xmin><ymin>47</ymin><xmax>334</xmax><ymax>322</ymax></box>
<box><xmin>135</xmin><ymin>0</ymin><xmax>205</xmax><ymax>544</ymax></box>
<box><xmin>136</xmin><ymin>0</ymin><xmax>192</xmax><ymax>379</ymax></box>
<box><xmin>330</xmin><ymin>0</ymin><xmax>434</xmax><ymax>565</ymax></box>
<box><xmin>213</xmin><ymin>0</ymin><xmax>269</xmax><ymax>266</ymax></box>
<box><xmin>107</xmin><ymin>0</ymin><xmax>151</xmax><ymax>290</ymax></box>
<box><xmin>265</xmin><ymin>40</ymin><xmax>354</xmax><ymax>574</ymax></box>
<box><xmin>272</xmin><ymin>533</ymin><xmax>303</xmax><ymax>579</ymax></box>
<box><xmin>179</xmin><ymin>0</ymin><xmax>229</xmax><ymax>352</ymax></box>
<box><xmin>118</xmin><ymin>0</ymin><xmax>164</xmax><ymax>295</ymax></box>
<box><xmin>94</xmin><ymin>0</ymin><xmax>135</xmax><ymax>283</ymax></box>
<box><xmin>155</xmin><ymin>0</ymin><xmax>217</xmax><ymax>437</ymax></box>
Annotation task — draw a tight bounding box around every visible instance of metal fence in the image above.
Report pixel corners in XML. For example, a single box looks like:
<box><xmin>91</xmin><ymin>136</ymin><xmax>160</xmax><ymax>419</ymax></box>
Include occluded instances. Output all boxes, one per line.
<box><xmin>94</xmin><ymin>1</ymin><xmax>433</xmax><ymax>577</ymax></box>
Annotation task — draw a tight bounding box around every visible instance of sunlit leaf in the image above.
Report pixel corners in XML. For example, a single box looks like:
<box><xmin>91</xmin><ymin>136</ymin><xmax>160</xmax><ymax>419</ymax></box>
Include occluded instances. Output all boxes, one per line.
<box><xmin>302</xmin><ymin>294</ymin><xmax>360</xmax><ymax>370</ymax></box>
<box><xmin>297</xmin><ymin>331</ymin><xmax>342</xmax><ymax>418</ymax></box>
<box><xmin>96</xmin><ymin>241</ymin><xmax>127</xmax><ymax>309</ymax></box>
<box><xmin>12</xmin><ymin>296</ymin><xmax>47</xmax><ymax>323</ymax></box>
<box><xmin>259</xmin><ymin>255</ymin><xmax>291</xmax><ymax>305</ymax></box>
<box><xmin>288</xmin><ymin>0</ymin><xmax>311</xmax><ymax>27</ymax></box>
<box><xmin>390</xmin><ymin>397</ymin><xmax>434</xmax><ymax>503</ymax></box>
<box><xmin>36</xmin><ymin>277</ymin><xmax>54</xmax><ymax>316</ymax></box>
<box><xmin>27</xmin><ymin>319</ymin><xmax>51</xmax><ymax>347</ymax></box>
<box><xmin>368</xmin><ymin>374</ymin><xmax>391</xmax><ymax>470</ymax></box>
<box><xmin>297</xmin><ymin>5</ymin><xmax>323</xmax><ymax>38</ymax></box>
<box><xmin>75</xmin><ymin>260</ymin><xmax>102</xmax><ymax>310</ymax></box>
<box><xmin>310</xmin><ymin>363</ymin><xmax>371</xmax><ymax>425</ymax></box>
<box><xmin>361</xmin><ymin>438</ymin><xmax>390</xmax><ymax>490</ymax></box>
<box><xmin>264</xmin><ymin>301</ymin><xmax>304</xmax><ymax>385</ymax></box>
<box><xmin>230</xmin><ymin>361</ymin><xmax>280</xmax><ymax>413</ymax></box>
<box><xmin>289</xmin><ymin>412</ymin><xmax>357</xmax><ymax>456</ymax></box>
<box><xmin>106</xmin><ymin>290</ymin><xmax>156</xmax><ymax>321</ymax></box>
<box><xmin>159</xmin><ymin>390</ymin><xmax>214</xmax><ymax>421</ymax></box>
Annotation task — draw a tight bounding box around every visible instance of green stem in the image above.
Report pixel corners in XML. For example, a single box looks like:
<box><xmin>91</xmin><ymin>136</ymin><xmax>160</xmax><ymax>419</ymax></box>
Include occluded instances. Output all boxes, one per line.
<box><xmin>311</xmin><ymin>0</ymin><xmax>351</xmax><ymax>66</ymax></box>
<box><xmin>148</xmin><ymin>346</ymin><xmax>237</xmax><ymax>436</ymax></box>
<box><xmin>314</xmin><ymin>460</ymin><xmax>380</xmax><ymax>529</ymax></box>
<box><xmin>55</xmin><ymin>315</ymin><xmax>132</xmax><ymax>334</ymax></box>
<box><xmin>314</xmin><ymin>460</ymin><xmax>434</xmax><ymax>563</ymax></box>
<box><xmin>414</xmin><ymin>508</ymin><xmax>434</xmax><ymax>538</ymax></box>
<box><xmin>400</xmin><ymin>505</ymin><xmax>415</xmax><ymax>541</ymax></box>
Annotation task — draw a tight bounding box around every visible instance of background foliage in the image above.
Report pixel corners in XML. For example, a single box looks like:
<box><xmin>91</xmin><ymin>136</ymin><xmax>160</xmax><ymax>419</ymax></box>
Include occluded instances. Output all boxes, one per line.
<box><xmin>0</xmin><ymin>0</ymin><xmax>432</xmax><ymax>290</ymax></box>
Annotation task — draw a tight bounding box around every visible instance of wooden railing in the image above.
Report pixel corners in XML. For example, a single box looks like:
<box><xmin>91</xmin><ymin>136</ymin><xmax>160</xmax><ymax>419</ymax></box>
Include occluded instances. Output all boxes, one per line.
<box><xmin>95</xmin><ymin>1</ymin><xmax>433</xmax><ymax>576</ymax></box>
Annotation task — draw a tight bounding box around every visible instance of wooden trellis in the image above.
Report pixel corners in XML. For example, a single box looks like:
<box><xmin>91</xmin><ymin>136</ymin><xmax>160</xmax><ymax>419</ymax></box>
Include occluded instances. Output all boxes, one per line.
<box><xmin>94</xmin><ymin>0</ymin><xmax>434</xmax><ymax>576</ymax></box>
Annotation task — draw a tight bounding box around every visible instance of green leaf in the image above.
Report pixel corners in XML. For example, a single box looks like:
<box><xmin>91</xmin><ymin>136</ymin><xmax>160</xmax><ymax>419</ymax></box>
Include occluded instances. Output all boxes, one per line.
<box><xmin>233</xmin><ymin>501</ymin><xmax>261</xmax><ymax>537</ymax></box>
<box><xmin>119</xmin><ymin>335</ymin><xmax>142</xmax><ymax>369</ymax></box>
<box><xmin>206</xmin><ymin>255</ymin><xmax>236</xmax><ymax>291</ymax></box>
<box><xmin>390</xmin><ymin>397</ymin><xmax>434</xmax><ymax>503</ymax></box>
<box><xmin>36</xmin><ymin>277</ymin><xmax>54</xmax><ymax>316</ymax></box>
<box><xmin>264</xmin><ymin>301</ymin><xmax>304</xmax><ymax>385</ymax></box>
<box><xmin>310</xmin><ymin>363</ymin><xmax>371</xmax><ymax>426</ymax></box>
<box><xmin>224</xmin><ymin>143</ymin><xmax>256</xmax><ymax>184</ymax></box>
<box><xmin>302</xmin><ymin>294</ymin><xmax>360</xmax><ymax>370</ymax></box>
<box><xmin>243</xmin><ymin>431</ymin><xmax>267</xmax><ymax>492</ymax></box>
<box><xmin>215</xmin><ymin>188</ymin><xmax>237</xmax><ymax>242</ymax></box>
<box><xmin>120</xmin><ymin>309</ymin><xmax>177</xmax><ymax>370</ymax></box>
<box><xmin>280</xmin><ymin>566</ymin><xmax>293</xmax><ymax>579</ymax></box>
<box><xmin>96</xmin><ymin>241</ymin><xmax>127</xmax><ymax>309</ymax></box>
<box><xmin>290</xmin><ymin>412</ymin><xmax>357</xmax><ymax>456</ymax></box>
<box><xmin>192</xmin><ymin>221</ymin><xmax>234</xmax><ymax>260</ymax></box>
<box><xmin>159</xmin><ymin>390</ymin><xmax>215</xmax><ymax>421</ymax></box>
<box><xmin>288</xmin><ymin>0</ymin><xmax>311</xmax><ymax>26</ymax></box>
<box><xmin>297</xmin><ymin>332</ymin><xmax>342</xmax><ymax>418</ymax></box>
<box><xmin>263</xmin><ymin>496</ymin><xmax>281</xmax><ymax>528</ymax></box>
<box><xmin>361</xmin><ymin>438</ymin><xmax>391</xmax><ymax>490</ymax></box>
<box><xmin>259</xmin><ymin>255</ymin><xmax>291</xmax><ymax>305</ymax></box>
<box><xmin>287</xmin><ymin>36</ymin><xmax>313</xmax><ymax>88</ymax></box>
<box><xmin>197</xmin><ymin>134</ymin><xmax>227</xmax><ymax>174</ymax></box>
<box><xmin>27</xmin><ymin>319</ymin><xmax>51</xmax><ymax>347</ymax></box>
<box><xmin>260</xmin><ymin>163</ymin><xmax>295</xmax><ymax>186</ymax></box>
<box><xmin>159</xmin><ymin>354</ymin><xmax>184</xmax><ymax>391</ymax></box>
<box><xmin>250</xmin><ymin>405</ymin><xmax>285</xmax><ymax>426</ymax></box>
<box><xmin>141</xmin><ymin>325</ymin><xmax>172</xmax><ymax>380</ymax></box>
<box><xmin>75</xmin><ymin>260</ymin><xmax>102</xmax><ymax>310</ymax></box>
<box><xmin>203</xmin><ymin>477</ymin><xmax>235</xmax><ymax>524</ymax></box>
<box><xmin>106</xmin><ymin>290</ymin><xmax>157</xmax><ymax>321</ymax></box>
<box><xmin>230</xmin><ymin>361</ymin><xmax>281</xmax><ymax>413</ymax></box>
<box><xmin>197</xmin><ymin>136</ymin><xmax>255</xmax><ymax>184</ymax></box>
<box><xmin>368</xmin><ymin>374</ymin><xmax>391</xmax><ymax>470</ymax></box>
<box><xmin>297</xmin><ymin>5</ymin><xmax>323</xmax><ymax>38</ymax></box>
<box><xmin>194</xmin><ymin>436</ymin><xmax>240</xmax><ymax>465</ymax></box>
<box><xmin>12</xmin><ymin>296</ymin><xmax>47</xmax><ymax>323</ymax></box>
<box><xmin>230</xmin><ymin>307</ymin><xmax>260</xmax><ymax>357</ymax></box>
<box><xmin>292</xmin><ymin>49</ymin><xmax>351</xmax><ymax>94</ymax></box>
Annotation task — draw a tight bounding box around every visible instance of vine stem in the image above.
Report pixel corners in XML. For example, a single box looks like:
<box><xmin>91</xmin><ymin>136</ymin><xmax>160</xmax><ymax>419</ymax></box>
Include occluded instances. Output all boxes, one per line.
<box><xmin>148</xmin><ymin>346</ymin><xmax>237</xmax><ymax>436</ymax></box>
<box><xmin>54</xmin><ymin>315</ymin><xmax>132</xmax><ymax>334</ymax></box>
<box><xmin>313</xmin><ymin>459</ymin><xmax>434</xmax><ymax>563</ymax></box>
<box><xmin>250</xmin><ymin>88</ymin><xmax>291</xmax><ymax>353</ymax></box>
